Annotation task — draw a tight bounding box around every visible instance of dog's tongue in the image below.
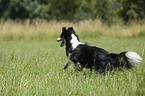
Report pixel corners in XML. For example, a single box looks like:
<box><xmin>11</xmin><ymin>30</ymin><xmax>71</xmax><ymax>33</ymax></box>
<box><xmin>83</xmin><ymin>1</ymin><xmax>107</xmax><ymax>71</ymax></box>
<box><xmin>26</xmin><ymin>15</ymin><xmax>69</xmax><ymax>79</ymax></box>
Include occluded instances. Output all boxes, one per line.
<box><xmin>60</xmin><ymin>40</ymin><xmax>65</xmax><ymax>47</ymax></box>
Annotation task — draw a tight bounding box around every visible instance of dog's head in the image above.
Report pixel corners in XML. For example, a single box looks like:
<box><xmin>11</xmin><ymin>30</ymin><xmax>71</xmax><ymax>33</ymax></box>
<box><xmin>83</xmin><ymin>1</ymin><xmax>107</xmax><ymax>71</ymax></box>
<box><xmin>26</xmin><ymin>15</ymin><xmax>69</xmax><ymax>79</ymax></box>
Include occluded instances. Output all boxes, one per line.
<box><xmin>56</xmin><ymin>27</ymin><xmax>77</xmax><ymax>47</ymax></box>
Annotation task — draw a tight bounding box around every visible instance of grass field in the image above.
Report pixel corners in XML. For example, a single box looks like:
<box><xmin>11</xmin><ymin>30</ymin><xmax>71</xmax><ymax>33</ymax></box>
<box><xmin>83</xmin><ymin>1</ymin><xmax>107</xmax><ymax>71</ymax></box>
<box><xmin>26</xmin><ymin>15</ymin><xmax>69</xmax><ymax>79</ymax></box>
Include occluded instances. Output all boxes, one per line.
<box><xmin>0</xmin><ymin>38</ymin><xmax>145</xmax><ymax>96</ymax></box>
<box><xmin>0</xmin><ymin>20</ymin><xmax>145</xmax><ymax>95</ymax></box>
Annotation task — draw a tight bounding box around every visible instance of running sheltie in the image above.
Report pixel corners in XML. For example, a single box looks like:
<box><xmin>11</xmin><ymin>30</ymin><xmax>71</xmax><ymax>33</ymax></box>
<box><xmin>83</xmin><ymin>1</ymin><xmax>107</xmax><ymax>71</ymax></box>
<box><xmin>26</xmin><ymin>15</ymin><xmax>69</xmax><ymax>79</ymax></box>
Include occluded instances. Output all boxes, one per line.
<box><xmin>56</xmin><ymin>27</ymin><xmax>142</xmax><ymax>73</ymax></box>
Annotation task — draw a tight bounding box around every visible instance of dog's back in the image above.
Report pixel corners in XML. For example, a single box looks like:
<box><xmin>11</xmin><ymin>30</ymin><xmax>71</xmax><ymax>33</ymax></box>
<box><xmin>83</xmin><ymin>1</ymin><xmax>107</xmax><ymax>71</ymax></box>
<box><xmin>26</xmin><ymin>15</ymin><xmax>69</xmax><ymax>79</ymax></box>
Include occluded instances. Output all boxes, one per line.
<box><xmin>70</xmin><ymin>44</ymin><xmax>109</xmax><ymax>70</ymax></box>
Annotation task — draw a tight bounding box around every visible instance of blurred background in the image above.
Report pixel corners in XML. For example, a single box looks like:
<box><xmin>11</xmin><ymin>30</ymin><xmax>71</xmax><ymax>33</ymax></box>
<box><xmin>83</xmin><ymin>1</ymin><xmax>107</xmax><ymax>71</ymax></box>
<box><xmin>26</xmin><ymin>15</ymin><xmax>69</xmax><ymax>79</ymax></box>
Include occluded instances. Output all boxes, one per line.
<box><xmin>1</xmin><ymin>0</ymin><xmax>145</xmax><ymax>22</ymax></box>
<box><xmin>0</xmin><ymin>0</ymin><xmax>145</xmax><ymax>40</ymax></box>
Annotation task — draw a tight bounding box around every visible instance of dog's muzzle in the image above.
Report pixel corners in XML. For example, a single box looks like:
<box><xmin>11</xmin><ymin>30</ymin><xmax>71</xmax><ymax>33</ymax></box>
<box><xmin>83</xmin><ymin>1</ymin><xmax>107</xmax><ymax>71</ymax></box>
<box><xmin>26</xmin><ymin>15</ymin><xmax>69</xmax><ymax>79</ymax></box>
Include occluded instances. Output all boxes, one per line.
<box><xmin>56</xmin><ymin>37</ymin><xmax>62</xmax><ymax>42</ymax></box>
<box><xmin>56</xmin><ymin>37</ymin><xmax>65</xmax><ymax>47</ymax></box>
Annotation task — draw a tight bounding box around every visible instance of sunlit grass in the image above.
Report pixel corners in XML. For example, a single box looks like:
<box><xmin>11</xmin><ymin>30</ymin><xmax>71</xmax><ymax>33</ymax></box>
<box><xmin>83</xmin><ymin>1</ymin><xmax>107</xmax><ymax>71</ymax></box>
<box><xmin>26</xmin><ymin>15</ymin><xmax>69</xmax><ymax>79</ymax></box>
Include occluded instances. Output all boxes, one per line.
<box><xmin>0</xmin><ymin>38</ymin><xmax>144</xmax><ymax>95</ymax></box>
<box><xmin>0</xmin><ymin>19</ymin><xmax>144</xmax><ymax>95</ymax></box>
<box><xmin>0</xmin><ymin>19</ymin><xmax>145</xmax><ymax>41</ymax></box>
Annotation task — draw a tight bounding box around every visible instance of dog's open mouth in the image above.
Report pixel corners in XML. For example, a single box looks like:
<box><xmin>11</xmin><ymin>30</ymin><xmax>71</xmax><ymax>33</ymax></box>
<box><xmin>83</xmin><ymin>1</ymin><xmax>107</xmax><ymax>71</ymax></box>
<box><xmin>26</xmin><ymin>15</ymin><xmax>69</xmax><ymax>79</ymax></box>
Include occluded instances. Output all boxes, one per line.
<box><xmin>56</xmin><ymin>37</ymin><xmax>65</xmax><ymax>47</ymax></box>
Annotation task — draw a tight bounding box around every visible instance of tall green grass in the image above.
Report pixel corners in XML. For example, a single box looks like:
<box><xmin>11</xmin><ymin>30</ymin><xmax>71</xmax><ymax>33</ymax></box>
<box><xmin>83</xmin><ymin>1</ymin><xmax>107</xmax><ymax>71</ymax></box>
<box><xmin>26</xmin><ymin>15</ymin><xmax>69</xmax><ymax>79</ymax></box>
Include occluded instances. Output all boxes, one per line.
<box><xmin>0</xmin><ymin>38</ymin><xmax>144</xmax><ymax>96</ymax></box>
<box><xmin>0</xmin><ymin>20</ymin><xmax>145</xmax><ymax>95</ymax></box>
<box><xmin>0</xmin><ymin>19</ymin><xmax>145</xmax><ymax>41</ymax></box>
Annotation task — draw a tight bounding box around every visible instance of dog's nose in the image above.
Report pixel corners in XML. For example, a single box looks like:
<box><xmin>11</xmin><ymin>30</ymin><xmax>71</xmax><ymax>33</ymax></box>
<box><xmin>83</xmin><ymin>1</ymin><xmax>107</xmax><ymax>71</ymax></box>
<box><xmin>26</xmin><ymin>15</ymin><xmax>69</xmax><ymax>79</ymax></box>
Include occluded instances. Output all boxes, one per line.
<box><xmin>56</xmin><ymin>37</ymin><xmax>62</xmax><ymax>42</ymax></box>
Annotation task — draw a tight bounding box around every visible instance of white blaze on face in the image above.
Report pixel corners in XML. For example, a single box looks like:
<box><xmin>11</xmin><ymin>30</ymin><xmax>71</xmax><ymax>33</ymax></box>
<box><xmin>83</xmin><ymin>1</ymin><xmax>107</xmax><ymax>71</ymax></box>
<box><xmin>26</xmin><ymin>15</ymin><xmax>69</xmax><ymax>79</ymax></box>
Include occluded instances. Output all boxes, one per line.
<box><xmin>70</xmin><ymin>34</ymin><xmax>84</xmax><ymax>50</ymax></box>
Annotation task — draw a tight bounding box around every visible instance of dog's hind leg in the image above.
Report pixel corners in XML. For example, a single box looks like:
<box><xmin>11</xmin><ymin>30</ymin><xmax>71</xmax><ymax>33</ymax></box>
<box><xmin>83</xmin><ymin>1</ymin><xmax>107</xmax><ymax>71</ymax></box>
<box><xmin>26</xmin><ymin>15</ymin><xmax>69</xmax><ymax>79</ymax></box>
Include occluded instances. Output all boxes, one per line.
<box><xmin>63</xmin><ymin>59</ymin><xmax>82</xmax><ymax>71</ymax></box>
<box><xmin>73</xmin><ymin>62</ymin><xmax>82</xmax><ymax>71</ymax></box>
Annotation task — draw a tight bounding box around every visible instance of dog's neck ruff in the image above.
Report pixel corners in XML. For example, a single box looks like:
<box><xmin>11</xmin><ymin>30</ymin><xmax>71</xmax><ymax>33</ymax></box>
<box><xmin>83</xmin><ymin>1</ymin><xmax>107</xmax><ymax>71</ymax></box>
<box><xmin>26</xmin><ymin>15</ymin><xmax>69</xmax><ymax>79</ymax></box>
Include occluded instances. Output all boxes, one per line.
<box><xmin>70</xmin><ymin>34</ymin><xmax>84</xmax><ymax>50</ymax></box>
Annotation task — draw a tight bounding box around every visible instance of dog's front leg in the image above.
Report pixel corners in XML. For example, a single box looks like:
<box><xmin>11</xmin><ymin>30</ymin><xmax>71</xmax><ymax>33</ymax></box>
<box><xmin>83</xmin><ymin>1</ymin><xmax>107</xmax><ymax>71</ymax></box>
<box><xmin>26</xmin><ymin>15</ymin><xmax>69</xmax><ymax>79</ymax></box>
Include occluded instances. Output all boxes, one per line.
<box><xmin>63</xmin><ymin>59</ymin><xmax>72</xmax><ymax>70</ymax></box>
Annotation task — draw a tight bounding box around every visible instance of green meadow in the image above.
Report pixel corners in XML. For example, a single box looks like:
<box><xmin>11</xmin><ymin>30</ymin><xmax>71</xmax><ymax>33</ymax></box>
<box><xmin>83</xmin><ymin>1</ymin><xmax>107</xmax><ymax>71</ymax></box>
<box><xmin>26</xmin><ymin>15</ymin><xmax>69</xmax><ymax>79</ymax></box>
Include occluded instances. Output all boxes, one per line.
<box><xmin>0</xmin><ymin>20</ymin><xmax>145</xmax><ymax>96</ymax></box>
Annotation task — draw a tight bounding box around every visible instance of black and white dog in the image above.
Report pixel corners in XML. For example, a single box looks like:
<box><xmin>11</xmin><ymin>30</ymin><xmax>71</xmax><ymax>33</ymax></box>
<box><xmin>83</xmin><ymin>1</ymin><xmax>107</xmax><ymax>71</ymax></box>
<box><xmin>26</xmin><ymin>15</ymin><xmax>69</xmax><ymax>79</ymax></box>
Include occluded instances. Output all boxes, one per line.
<box><xmin>57</xmin><ymin>27</ymin><xmax>142</xmax><ymax>73</ymax></box>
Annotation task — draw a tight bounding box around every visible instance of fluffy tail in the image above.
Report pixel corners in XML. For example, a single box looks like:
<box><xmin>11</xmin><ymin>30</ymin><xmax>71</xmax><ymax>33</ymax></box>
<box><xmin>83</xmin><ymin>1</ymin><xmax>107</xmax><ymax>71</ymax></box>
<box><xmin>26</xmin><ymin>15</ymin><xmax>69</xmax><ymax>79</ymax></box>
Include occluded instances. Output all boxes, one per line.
<box><xmin>108</xmin><ymin>52</ymin><xmax>142</xmax><ymax>69</ymax></box>
<box><xmin>125</xmin><ymin>52</ymin><xmax>142</xmax><ymax>67</ymax></box>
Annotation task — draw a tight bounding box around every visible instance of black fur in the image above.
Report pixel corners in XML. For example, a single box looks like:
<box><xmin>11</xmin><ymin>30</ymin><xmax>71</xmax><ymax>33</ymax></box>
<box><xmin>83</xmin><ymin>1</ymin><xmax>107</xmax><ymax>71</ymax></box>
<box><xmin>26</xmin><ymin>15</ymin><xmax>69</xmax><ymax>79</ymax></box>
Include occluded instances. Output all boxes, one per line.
<box><xmin>57</xmin><ymin>27</ymin><xmax>140</xmax><ymax>73</ymax></box>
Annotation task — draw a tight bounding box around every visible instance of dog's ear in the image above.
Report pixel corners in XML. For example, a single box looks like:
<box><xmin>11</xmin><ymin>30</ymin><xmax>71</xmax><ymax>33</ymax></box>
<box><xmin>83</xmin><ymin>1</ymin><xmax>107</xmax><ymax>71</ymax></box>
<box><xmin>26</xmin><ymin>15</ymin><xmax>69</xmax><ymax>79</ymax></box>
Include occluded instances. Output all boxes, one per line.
<box><xmin>67</xmin><ymin>26</ymin><xmax>74</xmax><ymax>31</ymax></box>
<box><xmin>62</xmin><ymin>27</ymin><xmax>66</xmax><ymax>32</ymax></box>
<box><xmin>70</xmin><ymin>27</ymin><xmax>73</xmax><ymax>31</ymax></box>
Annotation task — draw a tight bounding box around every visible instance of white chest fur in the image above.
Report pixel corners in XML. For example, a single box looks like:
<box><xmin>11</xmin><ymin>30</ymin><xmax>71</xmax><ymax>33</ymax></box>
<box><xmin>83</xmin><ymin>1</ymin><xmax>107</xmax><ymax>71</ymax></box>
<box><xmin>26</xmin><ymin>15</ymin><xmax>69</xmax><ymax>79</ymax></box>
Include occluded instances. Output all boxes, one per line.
<box><xmin>70</xmin><ymin>34</ymin><xmax>84</xmax><ymax>50</ymax></box>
